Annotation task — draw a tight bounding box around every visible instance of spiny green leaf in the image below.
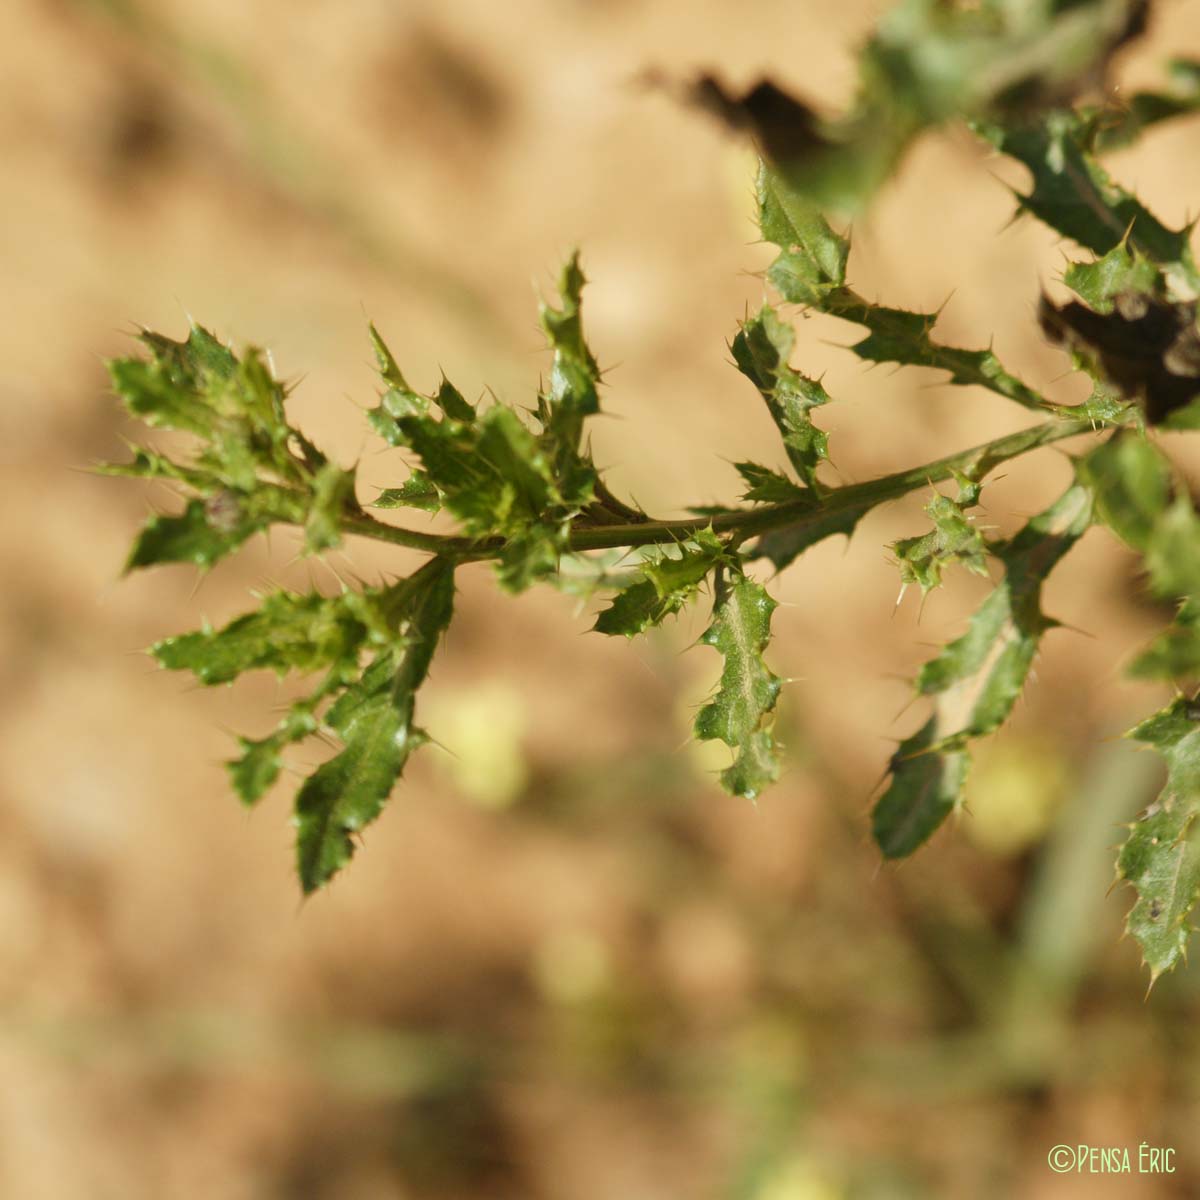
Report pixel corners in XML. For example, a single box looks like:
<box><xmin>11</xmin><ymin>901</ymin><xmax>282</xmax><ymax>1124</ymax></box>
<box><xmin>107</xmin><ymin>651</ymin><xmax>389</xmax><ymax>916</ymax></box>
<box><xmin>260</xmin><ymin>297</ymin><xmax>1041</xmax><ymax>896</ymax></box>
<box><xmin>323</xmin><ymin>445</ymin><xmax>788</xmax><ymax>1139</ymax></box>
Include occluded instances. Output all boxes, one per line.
<box><xmin>912</xmin><ymin>585</ymin><xmax>1038</xmax><ymax>727</ymax></box>
<box><xmin>395</xmin><ymin>413</ymin><xmax>492</xmax><ymax>507</ymax></box>
<box><xmin>975</xmin><ymin>110</ymin><xmax>1200</xmax><ymax>292</ymax></box>
<box><xmin>375</xmin><ymin>379</ymin><xmax>431</xmax><ymax>424</ymax></box>
<box><xmin>110</xmin><ymin>329</ymin><xmax>319</xmax><ymax>496</ymax></box>
<box><xmin>152</xmin><ymin>589</ymin><xmax>375</xmax><ymax>685</ymax></box>
<box><xmin>96</xmin><ymin>446</ymin><xmax>215</xmax><ymax>490</ymax></box>
<box><xmin>229</xmin><ymin>701</ymin><xmax>322</xmax><ymax>806</ymax></box>
<box><xmin>400</xmin><ymin>407</ymin><xmax>552</xmax><ymax>524</ymax></box>
<box><xmin>1064</xmin><ymin>240</ymin><xmax>1162</xmax><ymax>315</ymax></box>
<box><xmin>873</xmin><ymin>717</ymin><xmax>970</xmax><ymax>859</ymax></box>
<box><xmin>643</xmin><ymin>529</ymin><xmax>721</xmax><ymax>592</ymax></box>
<box><xmin>694</xmin><ymin>572</ymin><xmax>783</xmax><ymax>800</ymax></box>
<box><xmin>114</xmin><ymin>326</ymin><xmax>243</xmax><ymax>443</ymax></box>
<box><xmin>594</xmin><ymin>532</ymin><xmax>723</xmax><ymax>637</ymax></box>
<box><xmin>125</xmin><ymin>497</ymin><xmax>265</xmax><ymax>572</ymax></box>
<box><xmin>1117</xmin><ymin>697</ymin><xmax>1200</xmax><ymax>980</ymax></box>
<box><xmin>158</xmin><ymin>562</ymin><xmax>451</xmax><ymax>827</ymax></box>
<box><xmin>473</xmin><ymin>409</ymin><xmax>558</xmax><ymax>518</ymax></box>
<box><xmin>539</xmin><ymin>250</ymin><xmax>601</xmax><ymax>429</ymax></box>
<box><xmin>294</xmin><ymin>689</ymin><xmax>417</xmax><ymax>892</ymax></box>
<box><xmin>754</xmin><ymin>170</ymin><xmax>1051</xmax><ymax>413</ymax></box>
<box><xmin>112</xmin><ymin>328</ymin><xmax>340</xmax><ymax>576</ymax></box>
<box><xmin>366</xmin><ymin>324</ymin><xmax>430</xmax><ymax>445</ymax></box>
<box><xmin>1071</xmin><ymin>379</ymin><xmax>1135</xmax><ymax>426</ymax></box>
<box><xmin>109</xmin><ymin>357</ymin><xmax>218</xmax><ymax>439</ymax></box>
<box><xmin>434</xmin><ymin>376</ymin><xmax>475</xmax><ymax>423</ymax></box>
<box><xmin>367</xmin><ymin>405</ymin><xmax>405</xmax><ymax>447</ymax></box>
<box><xmin>1078</xmin><ymin>430</ymin><xmax>1172</xmax><ymax>551</ymax></box>
<box><xmin>397</xmin><ymin>402</ymin><xmax>589</xmax><ymax>593</ymax></box>
<box><xmin>365</xmin><ymin>258</ymin><xmax>603</xmax><ymax>594</ymax></box>
<box><xmin>892</xmin><ymin>482</ymin><xmax>989</xmax><ymax>599</ymax></box>
<box><xmin>735</xmin><ymin>462</ymin><xmax>810</xmax><ymax>505</ymax></box>
<box><xmin>873</xmin><ymin>479</ymin><xmax>1093</xmax><ymax>856</ymax></box>
<box><xmin>140</xmin><ymin>324</ymin><xmax>237</xmax><ymax>386</ymax></box>
<box><xmin>294</xmin><ymin>558</ymin><xmax>456</xmax><ymax>893</ymax></box>
<box><xmin>368</xmin><ymin>324</ymin><xmax>431</xmax><ymax>417</ymax></box>
<box><xmin>535</xmin><ymin>253</ymin><xmax>604</xmax><ymax>511</ymax></box>
<box><xmin>593</xmin><ymin>581</ymin><xmax>678</xmax><ymax>638</ymax></box>
<box><xmin>368</xmin><ymin>323</ymin><xmax>411</xmax><ymax>393</ymax></box>
<box><xmin>369</xmin><ymin>363</ymin><xmax>473</xmax><ymax>429</ymax></box>
<box><xmin>732</xmin><ymin>306</ymin><xmax>832</xmax><ymax>487</ymax></box>
<box><xmin>372</xmin><ymin>475</ymin><xmax>441</xmax><ymax>513</ymax></box>
<box><xmin>225</xmin><ymin>350</ymin><xmax>293</xmax><ymax>446</ymax></box>
<box><xmin>757</xmin><ymin>164</ymin><xmax>848</xmax><ymax>306</ymax></box>
<box><xmin>230</xmin><ymin>736</ymin><xmax>288</xmax><ymax>805</ymax></box>
<box><xmin>820</xmin><ymin>291</ymin><xmax>1049</xmax><ymax>411</ymax></box>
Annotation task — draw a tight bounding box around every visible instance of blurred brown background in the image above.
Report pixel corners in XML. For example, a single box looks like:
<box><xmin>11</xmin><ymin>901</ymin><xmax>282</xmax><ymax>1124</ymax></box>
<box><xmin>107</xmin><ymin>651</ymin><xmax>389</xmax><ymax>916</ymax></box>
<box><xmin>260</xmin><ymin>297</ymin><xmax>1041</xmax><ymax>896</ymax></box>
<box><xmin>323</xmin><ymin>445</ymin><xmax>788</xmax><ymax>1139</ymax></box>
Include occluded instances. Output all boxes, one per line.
<box><xmin>5</xmin><ymin>0</ymin><xmax>1200</xmax><ymax>1196</ymax></box>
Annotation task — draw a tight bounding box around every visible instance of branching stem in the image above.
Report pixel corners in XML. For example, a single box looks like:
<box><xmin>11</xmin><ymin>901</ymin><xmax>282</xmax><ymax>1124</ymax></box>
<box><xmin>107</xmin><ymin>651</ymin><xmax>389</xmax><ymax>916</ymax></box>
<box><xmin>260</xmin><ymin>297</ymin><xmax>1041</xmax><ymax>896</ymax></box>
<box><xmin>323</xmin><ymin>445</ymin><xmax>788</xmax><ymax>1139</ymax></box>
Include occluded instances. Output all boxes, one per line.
<box><xmin>342</xmin><ymin>415</ymin><xmax>1095</xmax><ymax>561</ymax></box>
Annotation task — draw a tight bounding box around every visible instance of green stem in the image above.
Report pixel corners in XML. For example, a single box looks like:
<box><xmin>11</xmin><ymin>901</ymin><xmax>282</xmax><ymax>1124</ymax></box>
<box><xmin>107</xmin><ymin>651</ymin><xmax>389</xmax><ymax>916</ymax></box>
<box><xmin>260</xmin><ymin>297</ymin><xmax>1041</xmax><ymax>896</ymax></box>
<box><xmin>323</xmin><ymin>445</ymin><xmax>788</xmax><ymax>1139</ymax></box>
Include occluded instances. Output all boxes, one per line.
<box><xmin>341</xmin><ymin>417</ymin><xmax>1095</xmax><ymax>561</ymax></box>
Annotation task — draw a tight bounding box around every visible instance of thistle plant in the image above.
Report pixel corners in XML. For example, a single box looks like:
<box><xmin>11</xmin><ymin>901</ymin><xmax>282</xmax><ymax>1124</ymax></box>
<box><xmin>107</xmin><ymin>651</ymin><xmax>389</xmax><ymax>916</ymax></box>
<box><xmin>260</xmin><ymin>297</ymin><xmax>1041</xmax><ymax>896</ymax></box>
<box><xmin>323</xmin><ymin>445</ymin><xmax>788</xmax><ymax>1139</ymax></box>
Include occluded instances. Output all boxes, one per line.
<box><xmin>105</xmin><ymin>0</ymin><xmax>1200</xmax><ymax>982</ymax></box>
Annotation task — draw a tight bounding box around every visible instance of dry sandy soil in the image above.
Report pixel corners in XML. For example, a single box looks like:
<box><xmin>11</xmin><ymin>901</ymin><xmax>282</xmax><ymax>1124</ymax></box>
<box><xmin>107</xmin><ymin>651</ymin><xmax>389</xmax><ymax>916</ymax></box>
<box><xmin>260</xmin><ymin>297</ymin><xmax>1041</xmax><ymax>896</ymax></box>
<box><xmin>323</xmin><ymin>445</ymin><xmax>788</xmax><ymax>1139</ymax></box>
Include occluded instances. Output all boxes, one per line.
<box><xmin>4</xmin><ymin>0</ymin><xmax>1200</xmax><ymax>1196</ymax></box>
